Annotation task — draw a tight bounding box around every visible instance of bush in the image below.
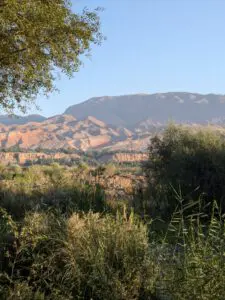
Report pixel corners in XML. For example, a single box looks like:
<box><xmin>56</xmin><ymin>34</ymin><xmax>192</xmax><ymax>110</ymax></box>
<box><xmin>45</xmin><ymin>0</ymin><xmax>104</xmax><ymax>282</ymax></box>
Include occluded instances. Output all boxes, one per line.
<box><xmin>142</xmin><ymin>123</ymin><xmax>225</xmax><ymax>219</ymax></box>
<box><xmin>104</xmin><ymin>163</ymin><xmax>117</xmax><ymax>176</ymax></box>
<box><xmin>0</xmin><ymin>165</ymin><xmax>107</xmax><ymax>219</ymax></box>
<box><xmin>91</xmin><ymin>163</ymin><xmax>117</xmax><ymax>177</ymax></box>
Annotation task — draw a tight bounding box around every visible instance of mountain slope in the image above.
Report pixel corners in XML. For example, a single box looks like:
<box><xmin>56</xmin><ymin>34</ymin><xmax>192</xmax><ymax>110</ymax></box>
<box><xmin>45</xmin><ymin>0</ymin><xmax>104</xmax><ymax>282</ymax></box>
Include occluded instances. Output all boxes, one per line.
<box><xmin>0</xmin><ymin>115</ymin><xmax>137</xmax><ymax>151</ymax></box>
<box><xmin>1</xmin><ymin>92</ymin><xmax>225</xmax><ymax>152</ymax></box>
<box><xmin>64</xmin><ymin>93</ymin><xmax>225</xmax><ymax>127</ymax></box>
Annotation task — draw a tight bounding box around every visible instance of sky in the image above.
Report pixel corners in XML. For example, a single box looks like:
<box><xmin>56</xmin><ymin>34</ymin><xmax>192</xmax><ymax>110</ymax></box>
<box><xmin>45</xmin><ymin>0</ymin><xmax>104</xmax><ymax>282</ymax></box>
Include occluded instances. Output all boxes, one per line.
<box><xmin>33</xmin><ymin>0</ymin><xmax>225</xmax><ymax>117</ymax></box>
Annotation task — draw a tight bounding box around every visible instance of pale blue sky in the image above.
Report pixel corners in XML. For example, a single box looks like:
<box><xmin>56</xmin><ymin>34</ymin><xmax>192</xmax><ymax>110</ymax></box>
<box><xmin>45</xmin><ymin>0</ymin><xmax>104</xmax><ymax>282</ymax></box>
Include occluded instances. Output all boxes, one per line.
<box><xmin>34</xmin><ymin>0</ymin><xmax>225</xmax><ymax>116</ymax></box>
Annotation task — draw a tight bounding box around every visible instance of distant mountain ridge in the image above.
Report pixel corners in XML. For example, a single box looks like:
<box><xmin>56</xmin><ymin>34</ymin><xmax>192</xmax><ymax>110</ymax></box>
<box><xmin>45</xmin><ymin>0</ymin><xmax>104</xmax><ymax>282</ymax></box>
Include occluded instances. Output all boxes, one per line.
<box><xmin>0</xmin><ymin>114</ymin><xmax>46</xmax><ymax>125</ymax></box>
<box><xmin>64</xmin><ymin>93</ymin><xmax>225</xmax><ymax>127</ymax></box>
<box><xmin>2</xmin><ymin>92</ymin><xmax>225</xmax><ymax>127</ymax></box>
<box><xmin>0</xmin><ymin>92</ymin><xmax>225</xmax><ymax>152</ymax></box>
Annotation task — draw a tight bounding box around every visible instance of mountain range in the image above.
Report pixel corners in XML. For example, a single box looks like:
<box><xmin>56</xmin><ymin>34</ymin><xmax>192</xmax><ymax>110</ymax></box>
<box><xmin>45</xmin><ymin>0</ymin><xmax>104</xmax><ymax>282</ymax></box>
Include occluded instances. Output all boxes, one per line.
<box><xmin>1</xmin><ymin>92</ymin><xmax>225</xmax><ymax>151</ymax></box>
<box><xmin>64</xmin><ymin>92</ymin><xmax>225</xmax><ymax>127</ymax></box>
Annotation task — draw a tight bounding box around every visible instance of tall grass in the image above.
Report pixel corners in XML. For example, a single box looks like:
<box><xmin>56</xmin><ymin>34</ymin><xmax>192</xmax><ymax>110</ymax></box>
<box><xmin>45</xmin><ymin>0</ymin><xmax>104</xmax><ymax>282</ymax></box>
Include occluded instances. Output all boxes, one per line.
<box><xmin>0</xmin><ymin>164</ymin><xmax>108</xmax><ymax>219</ymax></box>
<box><xmin>1</xmin><ymin>199</ymin><xmax>225</xmax><ymax>299</ymax></box>
<box><xmin>0</xmin><ymin>162</ymin><xmax>225</xmax><ymax>299</ymax></box>
<box><xmin>1</xmin><ymin>210</ymin><xmax>156</xmax><ymax>299</ymax></box>
<box><xmin>157</xmin><ymin>200</ymin><xmax>225</xmax><ymax>299</ymax></box>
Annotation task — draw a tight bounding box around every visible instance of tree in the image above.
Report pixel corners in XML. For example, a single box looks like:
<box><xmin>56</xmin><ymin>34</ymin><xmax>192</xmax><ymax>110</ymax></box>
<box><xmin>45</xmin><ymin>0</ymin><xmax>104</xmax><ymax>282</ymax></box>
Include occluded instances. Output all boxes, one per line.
<box><xmin>143</xmin><ymin>124</ymin><xmax>225</xmax><ymax>219</ymax></box>
<box><xmin>0</xmin><ymin>0</ymin><xmax>103</xmax><ymax>112</ymax></box>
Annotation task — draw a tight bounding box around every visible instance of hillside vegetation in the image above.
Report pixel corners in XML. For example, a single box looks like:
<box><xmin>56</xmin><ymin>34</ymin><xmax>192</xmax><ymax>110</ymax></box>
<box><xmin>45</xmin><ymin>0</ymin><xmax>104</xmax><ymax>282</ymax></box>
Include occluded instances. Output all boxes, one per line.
<box><xmin>0</xmin><ymin>124</ymin><xmax>225</xmax><ymax>299</ymax></box>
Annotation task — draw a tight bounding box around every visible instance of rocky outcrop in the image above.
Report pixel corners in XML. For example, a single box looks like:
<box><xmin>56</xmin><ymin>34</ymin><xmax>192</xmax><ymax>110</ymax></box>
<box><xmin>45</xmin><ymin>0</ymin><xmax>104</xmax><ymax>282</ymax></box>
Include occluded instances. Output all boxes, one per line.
<box><xmin>98</xmin><ymin>152</ymin><xmax>148</xmax><ymax>163</ymax></box>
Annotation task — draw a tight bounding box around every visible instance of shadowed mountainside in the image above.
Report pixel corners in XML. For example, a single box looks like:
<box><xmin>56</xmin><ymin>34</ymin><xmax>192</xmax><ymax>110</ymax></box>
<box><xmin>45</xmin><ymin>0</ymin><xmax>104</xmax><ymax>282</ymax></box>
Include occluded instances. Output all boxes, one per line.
<box><xmin>2</xmin><ymin>92</ymin><xmax>225</xmax><ymax>127</ymax></box>
<box><xmin>64</xmin><ymin>92</ymin><xmax>225</xmax><ymax>127</ymax></box>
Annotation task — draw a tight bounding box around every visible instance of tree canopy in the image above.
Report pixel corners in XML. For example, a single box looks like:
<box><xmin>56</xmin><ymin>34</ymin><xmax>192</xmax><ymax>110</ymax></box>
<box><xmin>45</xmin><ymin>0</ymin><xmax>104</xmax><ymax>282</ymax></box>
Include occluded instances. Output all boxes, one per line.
<box><xmin>143</xmin><ymin>124</ymin><xmax>225</xmax><ymax>219</ymax></box>
<box><xmin>0</xmin><ymin>0</ymin><xmax>103</xmax><ymax>112</ymax></box>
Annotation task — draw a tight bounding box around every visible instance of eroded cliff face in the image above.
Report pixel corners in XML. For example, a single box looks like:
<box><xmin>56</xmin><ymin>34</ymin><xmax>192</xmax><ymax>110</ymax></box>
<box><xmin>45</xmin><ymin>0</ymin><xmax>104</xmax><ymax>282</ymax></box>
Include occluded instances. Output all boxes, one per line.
<box><xmin>0</xmin><ymin>113</ymin><xmax>154</xmax><ymax>152</ymax></box>
<box><xmin>98</xmin><ymin>152</ymin><xmax>148</xmax><ymax>163</ymax></box>
<box><xmin>112</xmin><ymin>153</ymin><xmax>148</xmax><ymax>162</ymax></box>
<box><xmin>0</xmin><ymin>115</ymin><xmax>141</xmax><ymax>151</ymax></box>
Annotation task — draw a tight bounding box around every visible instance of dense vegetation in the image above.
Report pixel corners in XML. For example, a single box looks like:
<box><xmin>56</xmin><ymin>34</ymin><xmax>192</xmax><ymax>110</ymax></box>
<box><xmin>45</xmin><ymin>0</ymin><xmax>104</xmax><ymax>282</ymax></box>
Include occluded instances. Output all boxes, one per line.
<box><xmin>142</xmin><ymin>124</ymin><xmax>225</xmax><ymax>219</ymax></box>
<box><xmin>0</xmin><ymin>125</ymin><xmax>225</xmax><ymax>299</ymax></box>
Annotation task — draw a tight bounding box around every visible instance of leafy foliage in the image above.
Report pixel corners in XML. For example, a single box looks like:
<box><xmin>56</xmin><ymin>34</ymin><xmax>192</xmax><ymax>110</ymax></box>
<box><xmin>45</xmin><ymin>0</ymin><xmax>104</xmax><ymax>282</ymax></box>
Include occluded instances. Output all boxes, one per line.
<box><xmin>0</xmin><ymin>0</ymin><xmax>103</xmax><ymax>111</ymax></box>
<box><xmin>143</xmin><ymin>124</ymin><xmax>225</xmax><ymax>219</ymax></box>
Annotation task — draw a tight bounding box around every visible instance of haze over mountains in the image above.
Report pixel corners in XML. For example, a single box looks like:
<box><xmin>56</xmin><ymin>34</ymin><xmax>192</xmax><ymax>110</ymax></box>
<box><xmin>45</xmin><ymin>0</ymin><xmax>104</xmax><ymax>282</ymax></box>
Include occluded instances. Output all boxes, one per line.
<box><xmin>64</xmin><ymin>93</ymin><xmax>225</xmax><ymax>127</ymax></box>
<box><xmin>3</xmin><ymin>92</ymin><xmax>225</xmax><ymax>126</ymax></box>
<box><xmin>0</xmin><ymin>114</ymin><xmax>46</xmax><ymax>125</ymax></box>
<box><xmin>1</xmin><ymin>92</ymin><xmax>225</xmax><ymax>151</ymax></box>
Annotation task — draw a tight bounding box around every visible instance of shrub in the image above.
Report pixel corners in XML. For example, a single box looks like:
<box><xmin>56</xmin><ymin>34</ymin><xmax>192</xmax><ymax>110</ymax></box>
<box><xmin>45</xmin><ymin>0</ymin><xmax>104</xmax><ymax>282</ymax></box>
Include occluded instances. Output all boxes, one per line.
<box><xmin>104</xmin><ymin>163</ymin><xmax>117</xmax><ymax>176</ymax></box>
<box><xmin>0</xmin><ymin>165</ymin><xmax>108</xmax><ymax>219</ymax></box>
<box><xmin>143</xmin><ymin>123</ymin><xmax>225</xmax><ymax>219</ymax></box>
